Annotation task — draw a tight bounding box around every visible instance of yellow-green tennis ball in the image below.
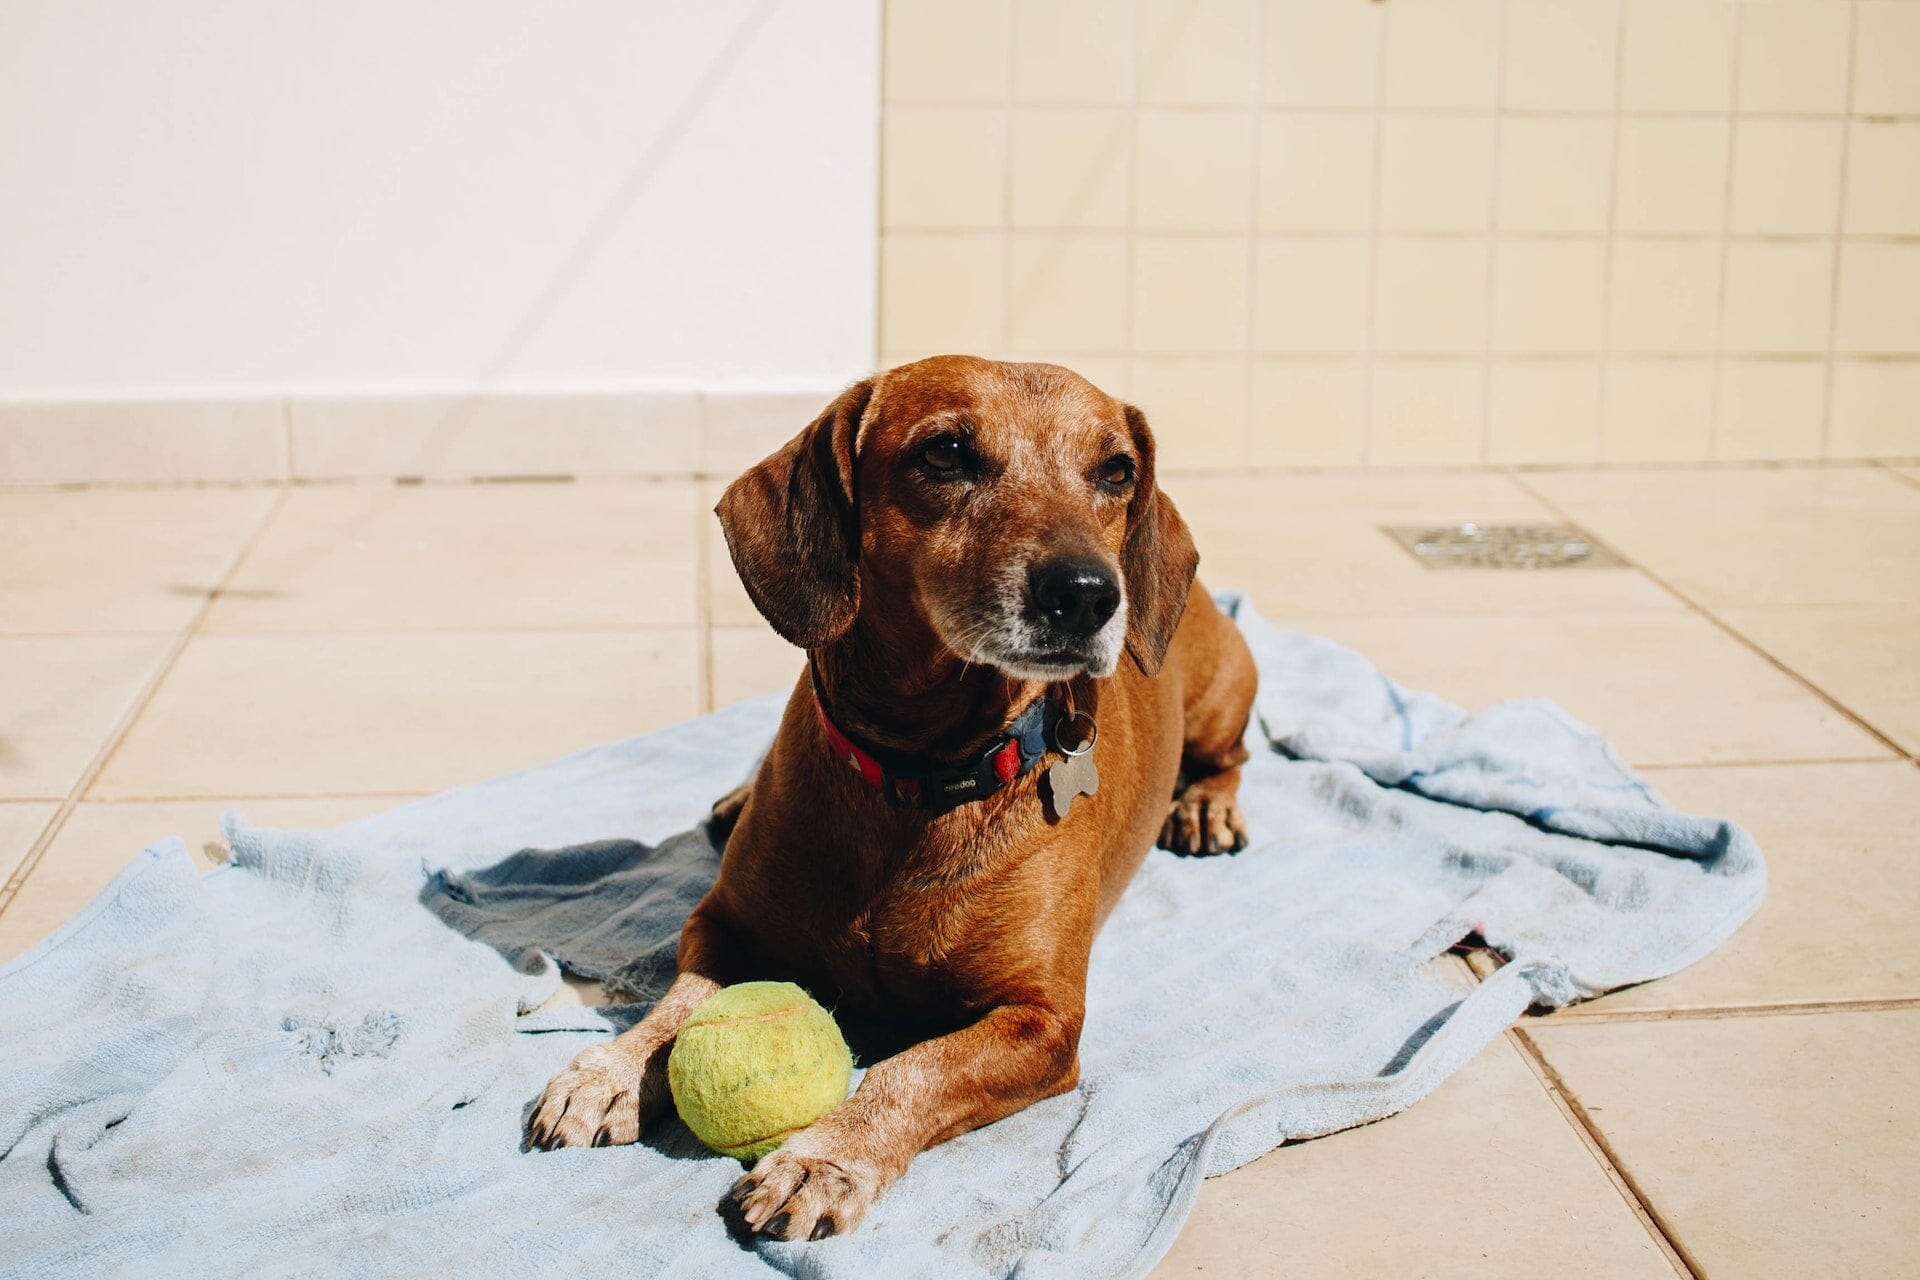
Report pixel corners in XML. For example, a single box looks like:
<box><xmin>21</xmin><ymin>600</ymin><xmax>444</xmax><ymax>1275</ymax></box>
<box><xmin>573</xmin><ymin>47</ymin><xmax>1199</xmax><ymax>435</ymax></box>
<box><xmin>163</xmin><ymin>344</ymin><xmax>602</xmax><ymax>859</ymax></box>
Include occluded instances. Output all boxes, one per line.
<box><xmin>668</xmin><ymin>981</ymin><xmax>853</xmax><ymax>1162</ymax></box>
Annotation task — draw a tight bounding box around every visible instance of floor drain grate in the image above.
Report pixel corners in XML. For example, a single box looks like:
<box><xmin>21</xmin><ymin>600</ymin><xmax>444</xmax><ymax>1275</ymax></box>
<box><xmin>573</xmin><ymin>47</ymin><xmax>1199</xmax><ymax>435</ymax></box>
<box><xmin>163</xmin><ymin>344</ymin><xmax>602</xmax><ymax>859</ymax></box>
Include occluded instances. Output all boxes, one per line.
<box><xmin>1382</xmin><ymin>522</ymin><xmax>1625</xmax><ymax>570</ymax></box>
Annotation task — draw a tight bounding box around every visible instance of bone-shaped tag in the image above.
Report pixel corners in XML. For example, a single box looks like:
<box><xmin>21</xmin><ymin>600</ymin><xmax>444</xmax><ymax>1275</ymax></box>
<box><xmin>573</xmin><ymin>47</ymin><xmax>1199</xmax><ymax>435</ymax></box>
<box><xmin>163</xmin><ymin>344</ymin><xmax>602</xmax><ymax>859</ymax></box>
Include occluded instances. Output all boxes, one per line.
<box><xmin>1044</xmin><ymin>749</ymin><xmax>1099</xmax><ymax>820</ymax></box>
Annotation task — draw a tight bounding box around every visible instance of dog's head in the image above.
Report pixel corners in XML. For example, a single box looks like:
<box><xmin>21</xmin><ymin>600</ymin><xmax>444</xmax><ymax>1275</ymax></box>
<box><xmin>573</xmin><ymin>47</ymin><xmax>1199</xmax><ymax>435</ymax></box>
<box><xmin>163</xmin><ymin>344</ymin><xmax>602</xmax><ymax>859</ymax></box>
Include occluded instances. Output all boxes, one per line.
<box><xmin>716</xmin><ymin>356</ymin><xmax>1198</xmax><ymax>679</ymax></box>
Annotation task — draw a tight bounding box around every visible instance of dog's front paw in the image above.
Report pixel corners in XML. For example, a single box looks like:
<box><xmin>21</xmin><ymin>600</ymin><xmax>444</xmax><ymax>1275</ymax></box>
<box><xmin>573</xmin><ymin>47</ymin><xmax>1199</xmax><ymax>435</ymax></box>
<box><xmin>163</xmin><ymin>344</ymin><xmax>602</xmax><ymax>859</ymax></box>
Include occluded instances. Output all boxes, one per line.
<box><xmin>1159</xmin><ymin>783</ymin><xmax>1248</xmax><ymax>855</ymax></box>
<box><xmin>726</xmin><ymin>1132</ymin><xmax>893</xmax><ymax>1241</ymax></box>
<box><xmin>526</xmin><ymin>1042</ymin><xmax>666</xmax><ymax>1150</ymax></box>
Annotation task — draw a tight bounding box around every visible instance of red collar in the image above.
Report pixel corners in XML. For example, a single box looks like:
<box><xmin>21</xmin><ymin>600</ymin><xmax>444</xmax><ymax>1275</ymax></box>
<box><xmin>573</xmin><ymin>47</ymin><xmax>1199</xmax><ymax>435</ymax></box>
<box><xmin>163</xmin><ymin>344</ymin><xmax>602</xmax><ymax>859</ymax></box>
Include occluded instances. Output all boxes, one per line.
<box><xmin>811</xmin><ymin>675</ymin><xmax>1060</xmax><ymax>813</ymax></box>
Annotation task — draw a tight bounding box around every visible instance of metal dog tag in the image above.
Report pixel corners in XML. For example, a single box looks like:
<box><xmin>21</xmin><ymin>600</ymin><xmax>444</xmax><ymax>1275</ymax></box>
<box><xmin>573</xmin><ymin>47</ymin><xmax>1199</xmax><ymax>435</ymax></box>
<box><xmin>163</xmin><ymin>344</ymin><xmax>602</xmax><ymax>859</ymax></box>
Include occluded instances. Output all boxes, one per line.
<box><xmin>1044</xmin><ymin>741</ymin><xmax>1098</xmax><ymax>820</ymax></box>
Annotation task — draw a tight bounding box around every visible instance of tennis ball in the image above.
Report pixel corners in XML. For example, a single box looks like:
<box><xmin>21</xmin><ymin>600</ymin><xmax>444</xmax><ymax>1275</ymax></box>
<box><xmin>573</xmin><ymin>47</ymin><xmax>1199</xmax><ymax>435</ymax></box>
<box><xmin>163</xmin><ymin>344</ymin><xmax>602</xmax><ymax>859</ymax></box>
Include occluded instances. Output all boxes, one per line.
<box><xmin>667</xmin><ymin>981</ymin><xmax>853</xmax><ymax>1162</ymax></box>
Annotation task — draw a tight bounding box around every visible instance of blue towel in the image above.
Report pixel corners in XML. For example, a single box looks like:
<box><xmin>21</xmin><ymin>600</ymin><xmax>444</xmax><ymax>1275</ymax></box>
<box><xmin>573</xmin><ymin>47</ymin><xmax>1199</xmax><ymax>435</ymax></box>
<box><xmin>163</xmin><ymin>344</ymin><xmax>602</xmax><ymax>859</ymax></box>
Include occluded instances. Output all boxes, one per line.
<box><xmin>0</xmin><ymin>597</ymin><xmax>1763</xmax><ymax>1279</ymax></box>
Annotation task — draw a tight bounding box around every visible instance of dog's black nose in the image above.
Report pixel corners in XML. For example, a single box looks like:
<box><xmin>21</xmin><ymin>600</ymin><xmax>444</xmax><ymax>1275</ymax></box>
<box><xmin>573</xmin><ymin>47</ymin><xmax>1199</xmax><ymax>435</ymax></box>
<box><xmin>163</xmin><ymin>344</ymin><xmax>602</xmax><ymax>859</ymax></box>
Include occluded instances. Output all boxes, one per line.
<box><xmin>1031</xmin><ymin>558</ymin><xmax>1121</xmax><ymax>637</ymax></box>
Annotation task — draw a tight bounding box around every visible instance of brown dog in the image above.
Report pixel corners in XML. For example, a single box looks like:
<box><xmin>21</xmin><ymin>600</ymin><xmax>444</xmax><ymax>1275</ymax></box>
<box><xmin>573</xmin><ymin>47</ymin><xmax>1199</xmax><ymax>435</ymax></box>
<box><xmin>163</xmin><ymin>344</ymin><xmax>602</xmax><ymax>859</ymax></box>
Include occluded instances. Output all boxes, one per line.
<box><xmin>527</xmin><ymin>356</ymin><xmax>1257</xmax><ymax>1241</ymax></box>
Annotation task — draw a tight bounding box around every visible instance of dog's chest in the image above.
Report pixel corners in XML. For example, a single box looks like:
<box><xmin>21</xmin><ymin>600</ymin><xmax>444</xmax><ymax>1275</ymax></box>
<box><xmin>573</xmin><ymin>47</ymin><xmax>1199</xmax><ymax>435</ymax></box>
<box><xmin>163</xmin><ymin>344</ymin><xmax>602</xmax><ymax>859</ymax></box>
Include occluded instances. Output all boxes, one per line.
<box><xmin>742</xmin><ymin>834</ymin><xmax>1036</xmax><ymax>1017</ymax></box>
<box><xmin>819</xmin><ymin>896</ymin><xmax>1000</xmax><ymax>1018</ymax></box>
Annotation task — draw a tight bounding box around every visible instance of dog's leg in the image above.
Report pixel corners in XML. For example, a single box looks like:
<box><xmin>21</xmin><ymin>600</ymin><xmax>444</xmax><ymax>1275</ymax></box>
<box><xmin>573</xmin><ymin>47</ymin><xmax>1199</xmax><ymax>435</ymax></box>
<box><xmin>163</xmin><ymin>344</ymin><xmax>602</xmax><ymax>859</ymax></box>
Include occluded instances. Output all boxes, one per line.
<box><xmin>1160</xmin><ymin>605</ymin><xmax>1257</xmax><ymax>855</ymax></box>
<box><xmin>728</xmin><ymin>1000</ymin><xmax>1082</xmax><ymax>1241</ymax></box>
<box><xmin>707</xmin><ymin>781</ymin><xmax>752</xmax><ymax>845</ymax></box>
<box><xmin>526</xmin><ymin>902</ymin><xmax>744</xmax><ymax>1149</ymax></box>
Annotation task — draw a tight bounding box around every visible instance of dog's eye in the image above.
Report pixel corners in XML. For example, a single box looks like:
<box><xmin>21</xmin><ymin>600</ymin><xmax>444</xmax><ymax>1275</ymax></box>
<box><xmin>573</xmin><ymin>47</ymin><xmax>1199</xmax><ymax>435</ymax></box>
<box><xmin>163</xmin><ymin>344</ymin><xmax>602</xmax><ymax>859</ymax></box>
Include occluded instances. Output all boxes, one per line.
<box><xmin>920</xmin><ymin>435</ymin><xmax>967</xmax><ymax>474</ymax></box>
<box><xmin>1098</xmin><ymin>454</ymin><xmax>1135</xmax><ymax>487</ymax></box>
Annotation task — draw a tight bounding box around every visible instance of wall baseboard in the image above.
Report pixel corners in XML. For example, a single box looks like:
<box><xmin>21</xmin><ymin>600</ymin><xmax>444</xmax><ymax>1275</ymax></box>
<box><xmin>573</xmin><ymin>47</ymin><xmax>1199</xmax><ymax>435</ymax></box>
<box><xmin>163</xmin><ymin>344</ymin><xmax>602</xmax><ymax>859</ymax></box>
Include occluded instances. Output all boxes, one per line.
<box><xmin>0</xmin><ymin>390</ymin><xmax>838</xmax><ymax>485</ymax></box>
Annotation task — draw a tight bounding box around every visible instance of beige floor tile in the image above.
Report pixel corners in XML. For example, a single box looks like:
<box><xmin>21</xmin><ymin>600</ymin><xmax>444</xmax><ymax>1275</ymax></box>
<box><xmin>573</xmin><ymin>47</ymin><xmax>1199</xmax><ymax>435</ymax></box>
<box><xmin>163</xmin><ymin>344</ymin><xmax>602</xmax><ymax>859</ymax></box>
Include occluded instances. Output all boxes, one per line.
<box><xmin>0</xmin><ymin>635</ymin><xmax>175</xmax><ymax>799</ymax></box>
<box><xmin>1153</xmin><ymin>1034</ymin><xmax>1671</xmax><ymax>1279</ymax></box>
<box><xmin>1170</xmin><ymin>474</ymin><xmax>1682</xmax><ymax>618</ymax></box>
<box><xmin>1887</xmin><ymin>464</ymin><xmax>1919</xmax><ymax>487</ymax></box>
<box><xmin>1716</xmin><ymin>606</ymin><xmax>1920</xmax><ymax>755</ymax></box>
<box><xmin>536</xmin><ymin>972</ymin><xmax>611</xmax><ymax>1012</ymax></box>
<box><xmin>0</xmin><ymin>489</ymin><xmax>275</xmax><ymax>634</ymax></box>
<box><xmin>91</xmin><ymin>631</ymin><xmax>701</xmax><ymax>798</ymax></box>
<box><xmin>1526</xmin><ymin>1009</ymin><xmax>1920</xmax><ymax>1278</ymax></box>
<box><xmin>0</xmin><ymin>801</ymin><xmax>58</xmax><ymax>887</ymax></box>
<box><xmin>206</xmin><ymin>481</ymin><xmax>700</xmax><ymax>633</ymax></box>
<box><xmin>1287</xmin><ymin>612</ymin><xmax>1892</xmax><ymax>767</ymax></box>
<box><xmin>1524</xmin><ymin>466</ymin><xmax>1920</xmax><ymax>607</ymax></box>
<box><xmin>1554</xmin><ymin>762</ymin><xmax>1920</xmax><ymax>1015</ymax></box>
<box><xmin>0</xmin><ymin>796</ymin><xmax>416</xmax><ymax>963</ymax></box>
<box><xmin>710</xmin><ymin>624</ymin><xmax>804</xmax><ymax>711</ymax></box>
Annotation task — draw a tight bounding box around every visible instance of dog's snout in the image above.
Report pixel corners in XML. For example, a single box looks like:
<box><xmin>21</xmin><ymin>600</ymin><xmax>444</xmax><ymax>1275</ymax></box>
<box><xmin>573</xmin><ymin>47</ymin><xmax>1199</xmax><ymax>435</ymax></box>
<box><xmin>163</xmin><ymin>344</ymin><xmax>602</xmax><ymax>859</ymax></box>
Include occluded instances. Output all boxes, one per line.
<box><xmin>1030</xmin><ymin>557</ymin><xmax>1121</xmax><ymax>637</ymax></box>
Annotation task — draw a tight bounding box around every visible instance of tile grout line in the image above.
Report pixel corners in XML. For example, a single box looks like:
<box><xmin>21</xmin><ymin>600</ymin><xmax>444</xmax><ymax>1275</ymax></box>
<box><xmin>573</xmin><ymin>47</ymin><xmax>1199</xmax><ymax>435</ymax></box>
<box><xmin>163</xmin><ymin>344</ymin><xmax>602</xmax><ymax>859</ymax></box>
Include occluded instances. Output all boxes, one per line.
<box><xmin>67</xmin><ymin>791</ymin><xmax>434</xmax><ymax>805</ymax></box>
<box><xmin>1476</xmin><ymin>0</ymin><xmax>1510</xmax><ymax>465</ymax></box>
<box><xmin>0</xmin><ymin>486</ymin><xmax>293</xmax><ymax>919</ymax></box>
<box><xmin>998</xmin><ymin>0</ymin><xmax>1014</xmax><ymax>363</ymax></box>
<box><xmin>879</xmin><ymin>225</ymin><xmax>1920</xmax><ymax>247</ymax></box>
<box><xmin>1465</xmin><ymin>950</ymin><xmax>1920</xmax><ymax>1024</ymax></box>
<box><xmin>1360</xmin><ymin>2</ymin><xmax>1388</xmax><ymax>465</ymax></box>
<box><xmin>1543</xmin><ymin>994</ymin><xmax>1920</xmax><ymax>1025</ymax></box>
<box><xmin>1453</xmin><ymin>946</ymin><xmax>1693</xmax><ymax>1276</ymax></box>
<box><xmin>48</xmin><ymin>624</ymin><xmax>741</xmax><ymax>639</ymax></box>
<box><xmin>0</xmin><ymin>629</ymin><xmax>238</xmax><ymax>640</ymax></box>
<box><xmin>1506</xmin><ymin>470</ymin><xmax>1913</xmax><ymax>761</ymax></box>
<box><xmin>877</xmin><ymin>99</ymin><xmax>1920</xmax><ymax>123</ymax></box>
<box><xmin>1704</xmin><ymin>1</ymin><xmax>1744</xmax><ymax>460</ymax></box>
<box><xmin>1638</xmin><ymin>753</ymin><xmax>1899</xmax><ymax>771</ymax></box>
<box><xmin>1123</xmin><ymin>0</ymin><xmax>1142</xmax><ymax>399</ymax></box>
<box><xmin>1818</xmin><ymin>1</ymin><xmax>1863</xmax><ymax>459</ymax></box>
<box><xmin>1505</xmin><ymin>1026</ymin><xmax>1702</xmax><ymax>1279</ymax></box>
<box><xmin>871</xmin><ymin>4</ymin><xmax>887</xmax><ymax>363</ymax></box>
<box><xmin>1625</xmin><ymin>598</ymin><xmax>1920</xmax><ymax>616</ymax></box>
<box><xmin>1660</xmin><ymin>604</ymin><xmax>1910</xmax><ymax>762</ymax></box>
<box><xmin>1875</xmin><ymin>458</ymin><xmax>1920</xmax><ymax>492</ymax></box>
<box><xmin>1241</xmin><ymin>0</ymin><xmax>1263</xmax><ymax>470</ymax></box>
<box><xmin>1588</xmin><ymin>0</ymin><xmax>1630</xmax><ymax>466</ymax></box>
<box><xmin>727</xmin><ymin>345</ymin><xmax>1919</xmax><ymax>364</ymax></box>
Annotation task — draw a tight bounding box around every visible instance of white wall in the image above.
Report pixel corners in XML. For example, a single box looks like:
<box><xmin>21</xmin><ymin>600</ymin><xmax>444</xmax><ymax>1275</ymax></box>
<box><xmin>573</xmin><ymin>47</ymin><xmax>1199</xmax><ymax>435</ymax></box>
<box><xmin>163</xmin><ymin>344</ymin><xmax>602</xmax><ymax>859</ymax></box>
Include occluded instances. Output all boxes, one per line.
<box><xmin>0</xmin><ymin>1</ymin><xmax>878</xmax><ymax>399</ymax></box>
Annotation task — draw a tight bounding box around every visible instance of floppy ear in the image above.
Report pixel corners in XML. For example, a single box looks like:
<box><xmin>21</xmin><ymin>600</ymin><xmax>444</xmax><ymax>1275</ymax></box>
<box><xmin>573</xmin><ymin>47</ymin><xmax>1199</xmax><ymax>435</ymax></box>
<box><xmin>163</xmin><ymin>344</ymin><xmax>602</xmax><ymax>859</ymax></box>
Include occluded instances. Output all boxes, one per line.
<box><xmin>1120</xmin><ymin>404</ymin><xmax>1199</xmax><ymax>676</ymax></box>
<box><xmin>715</xmin><ymin>379</ymin><xmax>873</xmax><ymax>649</ymax></box>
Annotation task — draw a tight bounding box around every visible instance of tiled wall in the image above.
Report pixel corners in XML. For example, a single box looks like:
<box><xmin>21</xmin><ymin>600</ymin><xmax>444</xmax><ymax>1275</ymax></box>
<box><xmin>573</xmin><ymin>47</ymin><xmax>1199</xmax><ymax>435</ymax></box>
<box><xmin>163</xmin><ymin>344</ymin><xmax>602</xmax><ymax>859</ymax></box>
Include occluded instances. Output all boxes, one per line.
<box><xmin>880</xmin><ymin>0</ymin><xmax>1920</xmax><ymax>469</ymax></box>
